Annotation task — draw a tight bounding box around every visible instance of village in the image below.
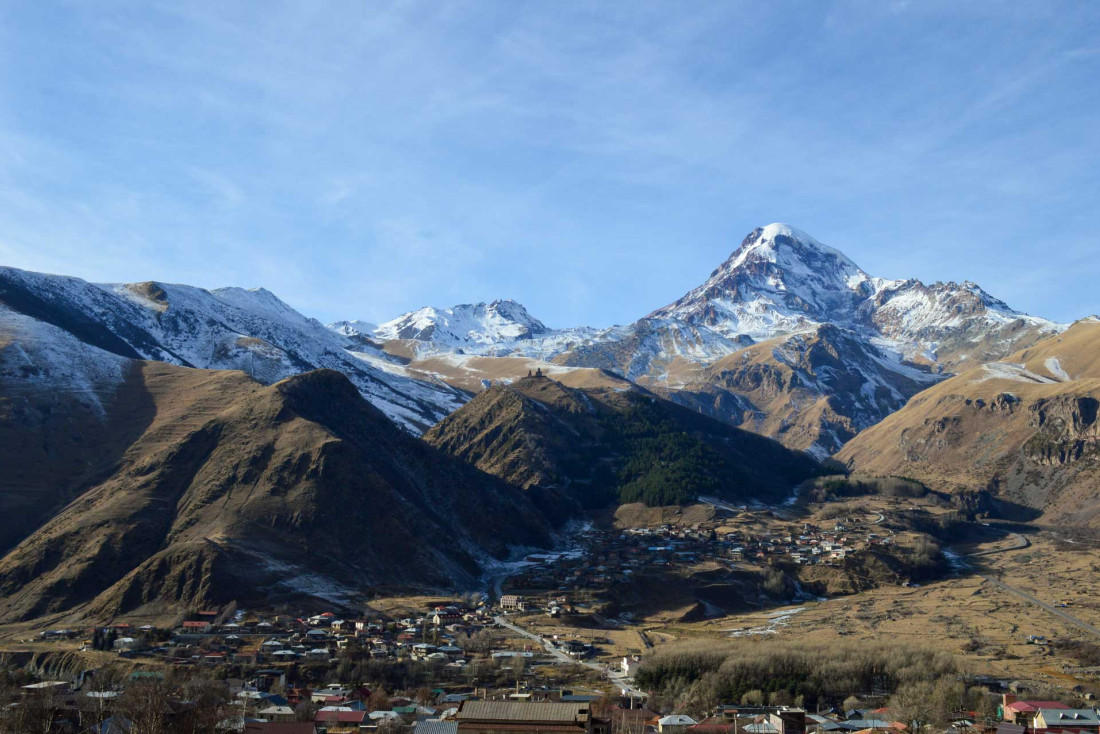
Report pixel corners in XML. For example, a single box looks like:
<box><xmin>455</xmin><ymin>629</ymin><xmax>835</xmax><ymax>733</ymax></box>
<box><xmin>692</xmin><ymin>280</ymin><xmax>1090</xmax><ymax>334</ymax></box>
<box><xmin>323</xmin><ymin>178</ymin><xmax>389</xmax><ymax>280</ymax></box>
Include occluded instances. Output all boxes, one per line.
<box><xmin>0</xmin><ymin>503</ymin><xmax>964</xmax><ymax>734</ymax></box>
<box><xmin>9</xmin><ymin>622</ymin><xmax>1100</xmax><ymax>734</ymax></box>
<box><xmin>5</xmin><ymin>499</ymin><xmax>1093</xmax><ymax>734</ymax></box>
<box><xmin>500</xmin><ymin>503</ymin><xmax>904</xmax><ymax>605</ymax></box>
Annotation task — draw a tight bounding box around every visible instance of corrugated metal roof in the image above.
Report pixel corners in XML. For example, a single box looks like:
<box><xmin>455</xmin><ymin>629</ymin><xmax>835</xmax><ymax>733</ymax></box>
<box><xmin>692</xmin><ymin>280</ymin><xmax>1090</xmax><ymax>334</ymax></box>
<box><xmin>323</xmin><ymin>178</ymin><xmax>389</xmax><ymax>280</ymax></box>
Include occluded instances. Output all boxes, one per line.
<box><xmin>460</xmin><ymin>726</ymin><xmax>586</xmax><ymax>732</ymax></box>
<box><xmin>458</xmin><ymin>701</ymin><xmax>588</xmax><ymax>724</ymax></box>
<box><xmin>1040</xmin><ymin>709</ymin><xmax>1100</xmax><ymax>724</ymax></box>
<box><xmin>416</xmin><ymin>720</ymin><xmax>459</xmax><ymax>734</ymax></box>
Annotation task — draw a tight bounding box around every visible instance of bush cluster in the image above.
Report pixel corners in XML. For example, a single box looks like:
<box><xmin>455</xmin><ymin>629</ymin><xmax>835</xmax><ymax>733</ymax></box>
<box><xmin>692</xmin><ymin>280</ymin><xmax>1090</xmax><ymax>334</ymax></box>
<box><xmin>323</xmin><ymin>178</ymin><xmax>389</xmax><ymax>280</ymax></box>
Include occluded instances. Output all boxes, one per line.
<box><xmin>635</xmin><ymin>639</ymin><xmax>959</xmax><ymax>713</ymax></box>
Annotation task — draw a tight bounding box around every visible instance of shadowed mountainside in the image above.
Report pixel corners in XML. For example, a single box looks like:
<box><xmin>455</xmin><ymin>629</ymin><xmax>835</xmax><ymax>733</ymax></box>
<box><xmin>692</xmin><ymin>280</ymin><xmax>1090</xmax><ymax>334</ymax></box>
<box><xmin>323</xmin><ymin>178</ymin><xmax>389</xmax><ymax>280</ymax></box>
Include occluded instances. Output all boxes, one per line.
<box><xmin>424</xmin><ymin>374</ymin><xmax>819</xmax><ymax>508</ymax></box>
<box><xmin>0</xmin><ymin>358</ymin><xmax>554</xmax><ymax>622</ymax></box>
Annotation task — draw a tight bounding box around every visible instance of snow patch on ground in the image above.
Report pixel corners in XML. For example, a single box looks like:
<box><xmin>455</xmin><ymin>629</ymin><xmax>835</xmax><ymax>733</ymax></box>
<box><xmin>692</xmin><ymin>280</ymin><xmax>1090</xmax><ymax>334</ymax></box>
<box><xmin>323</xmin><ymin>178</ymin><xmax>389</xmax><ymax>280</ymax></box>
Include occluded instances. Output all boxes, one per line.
<box><xmin>975</xmin><ymin>362</ymin><xmax>1056</xmax><ymax>385</ymax></box>
<box><xmin>1044</xmin><ymin>357</ymin><xmax>1071</xmax><ymax>382</ymax></box>
<box><xmin>724</xmin><ymin>604</ymin><xmax>812</xmax><ymax>637</ymax></box>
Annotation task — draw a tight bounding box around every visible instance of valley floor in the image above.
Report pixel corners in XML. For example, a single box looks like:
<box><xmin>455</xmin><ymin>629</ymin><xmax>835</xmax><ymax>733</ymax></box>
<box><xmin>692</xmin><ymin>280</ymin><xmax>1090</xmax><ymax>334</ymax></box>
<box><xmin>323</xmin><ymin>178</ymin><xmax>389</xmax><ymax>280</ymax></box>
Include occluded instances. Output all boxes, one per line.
<box><xmin>2</xmin><ymin>492</ymin><xmax>1099</xmax><ymax>703</ymax></box>
<box><xmin>487</xmin><ymin>495</ymin><xmax>1100</xmax><ymax>698</ymax></box>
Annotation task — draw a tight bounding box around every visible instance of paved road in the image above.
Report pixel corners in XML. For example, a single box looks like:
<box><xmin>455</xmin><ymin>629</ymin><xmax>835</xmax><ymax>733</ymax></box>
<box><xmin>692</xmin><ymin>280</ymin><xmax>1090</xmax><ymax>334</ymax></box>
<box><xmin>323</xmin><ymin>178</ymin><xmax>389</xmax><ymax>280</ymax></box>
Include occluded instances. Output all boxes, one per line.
<box><xmin>968</xmin><ymin>532</ymin><xmax>1029</xmax><ymax>557</ymax></box>
<box><xmin>494</xmin><ymin>615</ymin><xmax>646</xmax><ymax>697</ymax></box>
<box><xmin>978</xmin><ymin>574</ymin><xmax>1100</xmax><ymax>638</ymax></box>
<box><xmin>960</xmin><ymin>530</ymin><xmax>1098</xmax><ymax>638</ymax></box>
<box><xmin>494</xmin><ymin>615</ymin><xmax>574</xmax><ymax>664</ymax></box>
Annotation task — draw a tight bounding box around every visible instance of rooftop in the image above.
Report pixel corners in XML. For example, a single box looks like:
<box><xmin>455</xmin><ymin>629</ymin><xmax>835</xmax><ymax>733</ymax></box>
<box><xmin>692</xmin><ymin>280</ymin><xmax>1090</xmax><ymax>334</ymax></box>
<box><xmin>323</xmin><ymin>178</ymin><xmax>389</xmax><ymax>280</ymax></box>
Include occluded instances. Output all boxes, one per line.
<box><xmin>457</xmin><ymin>701</ymin><xmax>589</xmax><ymax>724</ymax></box>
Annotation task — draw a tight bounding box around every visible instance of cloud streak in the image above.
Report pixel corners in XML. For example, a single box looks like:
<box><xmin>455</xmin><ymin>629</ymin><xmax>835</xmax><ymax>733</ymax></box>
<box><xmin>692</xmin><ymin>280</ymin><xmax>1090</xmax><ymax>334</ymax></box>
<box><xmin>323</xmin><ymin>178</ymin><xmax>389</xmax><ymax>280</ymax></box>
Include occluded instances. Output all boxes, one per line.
<box><xmin>0</xmin><ymin>1</ymin><xmax>1096</xmax><ymax>326</ymax></box>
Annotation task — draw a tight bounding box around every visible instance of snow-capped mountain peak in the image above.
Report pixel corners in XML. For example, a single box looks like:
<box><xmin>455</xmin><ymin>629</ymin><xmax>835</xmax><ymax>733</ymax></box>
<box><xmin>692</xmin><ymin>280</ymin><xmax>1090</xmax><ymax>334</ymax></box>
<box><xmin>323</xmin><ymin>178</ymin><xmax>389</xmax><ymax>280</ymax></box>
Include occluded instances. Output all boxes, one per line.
<box><xmin>373</xmin><ymin>299</ymin><xmax>549</xmax><ymax>350</ymax></box>
<box><xmin>731</xmin><ymin>223</ymin><xmax>853</xmax><ymax>268</ymax></box>
<box><xmin>328</xmin><ymin>319</ymin><xmax>379</xmax><ymax>338</ymax></box>
<box><xmin>648</xmin><ymin>223</ymin><xmax>884</xmax><ymax>339</ymax></box>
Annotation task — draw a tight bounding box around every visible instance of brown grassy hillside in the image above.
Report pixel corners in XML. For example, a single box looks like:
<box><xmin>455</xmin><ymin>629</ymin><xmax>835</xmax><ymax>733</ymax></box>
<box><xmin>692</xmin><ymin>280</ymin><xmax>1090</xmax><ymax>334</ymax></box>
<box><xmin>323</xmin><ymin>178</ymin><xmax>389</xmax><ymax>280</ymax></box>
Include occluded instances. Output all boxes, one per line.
<box><xmin>0</xmin><ymin>360</ymin><xmax>554</xmax><ymax>622</ymax></box>
<box><xmin>837</xmin><ymin>319</ymin><xmax>1100</xmax><ymax>523</ymax></box>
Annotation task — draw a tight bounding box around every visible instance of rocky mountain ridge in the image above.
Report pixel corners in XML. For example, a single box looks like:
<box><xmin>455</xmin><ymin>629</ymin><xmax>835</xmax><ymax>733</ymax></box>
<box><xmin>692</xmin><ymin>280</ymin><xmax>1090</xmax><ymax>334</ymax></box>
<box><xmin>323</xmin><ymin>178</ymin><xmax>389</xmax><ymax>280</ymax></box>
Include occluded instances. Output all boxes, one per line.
<box><xmin>837</xmin><ymin>319</ymin><xmax>1100</xmax><ymax>524</ymax></box>
<box><xmin>0</xmin><ymin>308</ymin><xmax>557</xmax><ymax>620</ymax></box>
<box><xmin>353</xmin><ymin>224</ymin><xmax>1061</xmax><ymax>455</ymax></box>
<box><xmin>424</xmin><ymin>374</ymin><xmax>819</xmax><ymax>508</ymax></box>
<box><xmin>0</xmin><ymin>266</ymin><xmax>467</xmax><ymax>433</ymax></box>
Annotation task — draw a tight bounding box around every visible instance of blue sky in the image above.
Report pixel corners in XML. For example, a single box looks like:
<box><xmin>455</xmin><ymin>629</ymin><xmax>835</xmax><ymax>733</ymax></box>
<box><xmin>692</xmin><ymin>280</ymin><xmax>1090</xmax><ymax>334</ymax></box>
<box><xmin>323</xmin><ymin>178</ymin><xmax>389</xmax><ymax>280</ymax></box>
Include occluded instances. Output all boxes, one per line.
<box><xmin>0</xmin><ymin>2</ymin><xmax>1097</xmax><ymax>327</ymax></box>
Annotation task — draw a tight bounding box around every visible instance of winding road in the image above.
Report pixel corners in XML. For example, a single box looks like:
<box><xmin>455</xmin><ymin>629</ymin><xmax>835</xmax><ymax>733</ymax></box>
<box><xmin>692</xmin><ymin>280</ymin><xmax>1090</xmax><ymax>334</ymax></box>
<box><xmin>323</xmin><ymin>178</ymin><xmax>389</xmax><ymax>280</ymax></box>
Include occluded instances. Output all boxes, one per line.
<box><xmin>968</xmin><ymin>531</ymin><xmax>1029</xmax><ymax>557</ymax></box>
<box><xmin>494</xmin><ymin>615</ymin><xmax>646</xmax><ymax>697</ymax></box>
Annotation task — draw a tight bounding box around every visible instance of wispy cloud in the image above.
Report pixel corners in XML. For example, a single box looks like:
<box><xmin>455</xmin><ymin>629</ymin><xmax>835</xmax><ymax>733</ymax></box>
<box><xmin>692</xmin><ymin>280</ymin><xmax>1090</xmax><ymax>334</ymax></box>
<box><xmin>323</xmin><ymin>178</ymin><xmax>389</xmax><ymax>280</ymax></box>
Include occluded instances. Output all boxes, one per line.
<box><xmin>0</xmin><ymin>1</ymin><xmax>1096</xmax><ymax>325</ymax></box>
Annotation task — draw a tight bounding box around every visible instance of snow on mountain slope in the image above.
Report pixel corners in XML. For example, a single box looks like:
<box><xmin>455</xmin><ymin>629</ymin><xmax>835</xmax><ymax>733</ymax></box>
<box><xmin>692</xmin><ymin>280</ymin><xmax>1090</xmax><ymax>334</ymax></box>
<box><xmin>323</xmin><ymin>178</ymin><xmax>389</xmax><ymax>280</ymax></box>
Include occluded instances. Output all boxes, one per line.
<box><xmin>329</xmin><ymin>319</ymin><xmax>378</xmax><ymax>338</ymax></box>
<box><xmin>1</xmin><ymin>222</ymin><xmax>1065</xmax><ymax>457</ymax></box>
<box><xmin>371</xmin><ymin>224</ymin><xmax>1059</xmax><ymax>374</ymax></box>
<box><xmin>863</xmin><ymin>278</ymin><xmax>1056</xmax><ymax>367</ymax></box>
<box><xmin>358</xmin><ymin>224</ymin><xmax>1063</xmax><ymax>455</ymax></box>
<box><xmin>647</xmin><ymin>223</ymin><xmax>1059</xmax><ymax>354</ymax></box>
<box><xmin>374</xmin><ymin>299</ymin><xmax>552</xmax><ymax>352</ymax></box>
<box><xmin>0</xmin><ymin>266</ymin><xmax>466</xmax><ymax>433</ymax></box>
<box><xmin>837</xmin><ymin>319</ymin><xmax>1100</xmax><ymax>525</ymax></box>
<box><xmin>0</xmin><ymin>303</ymin><xmax>129</xmax><ymax>418</ymax></box>
<box><xmin>648</xmin><ymin>223</ymin><xmax>892</xmax><ymax>338</ymax></box>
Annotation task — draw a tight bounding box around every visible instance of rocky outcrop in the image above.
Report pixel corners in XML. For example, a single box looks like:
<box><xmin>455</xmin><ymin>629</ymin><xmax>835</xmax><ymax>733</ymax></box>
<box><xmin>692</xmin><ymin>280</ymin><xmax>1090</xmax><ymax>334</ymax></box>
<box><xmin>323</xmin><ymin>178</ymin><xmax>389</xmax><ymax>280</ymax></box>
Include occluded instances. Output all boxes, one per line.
<box><xmin>1024</xmin><ymin>396</ymin><xmax>1100</xmax><ymax>465</ymax></box>
<box><xmin>838</xmin><ymin>320</ymin><xmax>1100</xmax><ymax>524</ymax></box>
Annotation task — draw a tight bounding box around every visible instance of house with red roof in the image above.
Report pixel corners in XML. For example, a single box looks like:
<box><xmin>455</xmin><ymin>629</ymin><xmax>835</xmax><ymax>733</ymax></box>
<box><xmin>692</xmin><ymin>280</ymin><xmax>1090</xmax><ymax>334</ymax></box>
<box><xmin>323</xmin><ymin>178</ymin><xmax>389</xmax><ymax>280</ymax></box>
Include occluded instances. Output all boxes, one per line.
<box><xmin>1003</xmin><ymin>696</ymin><xmax>1070</xmax><ymax>728</ymax></box>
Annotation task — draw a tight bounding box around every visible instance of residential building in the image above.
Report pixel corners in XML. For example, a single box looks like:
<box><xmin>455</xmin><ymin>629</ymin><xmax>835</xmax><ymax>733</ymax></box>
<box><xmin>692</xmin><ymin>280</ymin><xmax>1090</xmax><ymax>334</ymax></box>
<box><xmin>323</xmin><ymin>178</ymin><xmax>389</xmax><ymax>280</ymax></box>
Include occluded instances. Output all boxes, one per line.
<box><xmin>417</xmin><ymin>721</ymin><xmax>460</xmax><ymax>734</ymax></box>
<box><xmin>659</xmin><ymin>715</ymin><xmax>699</xmax><ymax>734</ymax></box>
<box><xmin>1003</xmin><ymin>697</ymin><xmax>1070</xmax><ymax>727</ymax></box>
<box><xmin>1033</xmin><ymin>709</ymin><xmax>1100</xmax><ymax>733</ymax></box>
<box><xmin>456</xmin><ymin>700</ymin><xmax>593</xmax><ymax>734</ymax></box>
<box><xmin>244</xmin><ymin>724</ymin><xmax>317</xmax><ymax>734</ymax></box>
<box><xmin>622</xmin><ymin>656</ymin><xmax>642</xmax><ymax>678</ymax></box>
<box><xmin>500</xmin><ymin>595</ymin><xmax>528</xmax><ymax>612</ymax></box>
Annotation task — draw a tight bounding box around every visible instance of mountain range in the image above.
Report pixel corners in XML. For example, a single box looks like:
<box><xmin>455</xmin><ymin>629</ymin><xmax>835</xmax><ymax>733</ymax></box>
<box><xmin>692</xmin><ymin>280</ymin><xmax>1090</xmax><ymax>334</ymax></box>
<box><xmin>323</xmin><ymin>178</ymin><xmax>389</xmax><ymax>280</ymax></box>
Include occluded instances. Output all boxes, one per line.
<box><xmin>348</xmin><ymin>224</ymin><xmax>1061</xmax><ymax>457</ymax></box>
<box><xmin>2</xmin><ymin>224</ymin><xmax>1058</xmax><ymax>461</ymax></box>
<box><xmin>3</xmin><ymin>222</ymin><xmax>1090</xmax><ymax>617</ymax></box>
<box><xmin>0</xmin><ymin>265</ymin><xmax>467</xmax><ymax>434</ymax></box>
<box><xmin>0</xmin><ymin>301</ymin><xmax>557</xmax><ymax>620</ymax></box>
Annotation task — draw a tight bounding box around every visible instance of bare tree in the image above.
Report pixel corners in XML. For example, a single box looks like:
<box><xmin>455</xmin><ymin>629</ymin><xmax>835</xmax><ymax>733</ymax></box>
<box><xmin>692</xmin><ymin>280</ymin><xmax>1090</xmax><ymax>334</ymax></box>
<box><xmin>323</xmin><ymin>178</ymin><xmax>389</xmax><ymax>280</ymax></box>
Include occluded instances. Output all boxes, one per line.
<box><xmin>86</xmin><ymin>664</ymin><xmax>128</xmax><ymax>728</ymax></box>
<box><xmin>10</xmin><ymin>688</ymin><xmax>62</xmax><ymax>734</ymax></box>
<box><xmin>180</xmin><ymin>677</ymin><xmax>230</xmax><ymax>734</ymax></box>
<box><xmin>889</xmin><ymin>681</ymin><xmax>936</xmax><ymax>732</ymax></box>
<box><xmin>368</xmin><ymin>687</ymin><xmax>391</xmax><ymax>712</ymax></box>
<box><xmin>295</xmin><ymin>700</ymin><xmax>319</xmax><ymax>722</ymax></box>
<box><xmin>119</xmin><ymin>678</ymin><xmax>173</xmax><ymax>734</ymax></box>
<box><xmin>612</xmin><ymin>707</ymin><xmax>650</xmax><ymax>734</ymax></box>
<box><xmin>0</xmin><ymin>676</ymin><xmax>19</xmax><ymax>734</ymax></box>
